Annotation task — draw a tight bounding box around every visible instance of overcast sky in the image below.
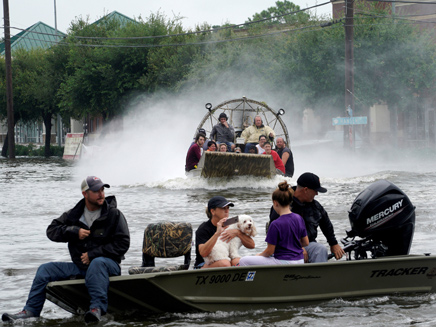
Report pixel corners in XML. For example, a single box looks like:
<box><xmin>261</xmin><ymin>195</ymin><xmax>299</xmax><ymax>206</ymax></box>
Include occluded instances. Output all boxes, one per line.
<box><xmin>2</xmin><ymin>0</ymin><xmax>332</xmax><ymax>35</ymax></box>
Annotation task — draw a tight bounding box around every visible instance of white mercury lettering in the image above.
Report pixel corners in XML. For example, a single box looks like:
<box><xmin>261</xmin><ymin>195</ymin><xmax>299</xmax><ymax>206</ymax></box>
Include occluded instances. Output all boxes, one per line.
<box><xmin>367</xmin><ymin>199</ymin><xmax>404</xmax><ymax>225</ymax></box>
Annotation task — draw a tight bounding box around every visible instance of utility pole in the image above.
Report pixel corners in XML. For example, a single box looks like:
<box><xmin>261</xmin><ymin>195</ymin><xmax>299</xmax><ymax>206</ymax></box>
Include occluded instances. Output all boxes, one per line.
<box><xmin>54</xmin><ymin>0</ymin><xmax>62</xmax><ymax>147</ymax></box>
<box><xmin>3</xmin><ymin>0</ymin><xmax>15</xmax><ymax>158</ymax></box>
<box><xmin>344</xmin><ymin>0</ymin><xmax>354</xmax><ymax>149</ymax></box>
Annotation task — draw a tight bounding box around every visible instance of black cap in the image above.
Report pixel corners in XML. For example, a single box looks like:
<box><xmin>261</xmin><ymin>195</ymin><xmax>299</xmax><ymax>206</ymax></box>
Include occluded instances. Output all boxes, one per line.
<box><xmin>219</xmin><ymin>112</ymin><xmax>228</xmax><ymax>120</ymax></box>
<box><xmin>208</xmin><ymin>196</ymin><xmax>234</xmax><ymax>211</ymax></box>
<box><xmin>297</xmin><ymin>172</ymin><xmax>327</xmax><ymax>193</ymax></box>
<box><xmin>81</xmin><ymin>176</ymin><xmax>110</xmax><ymax>192</ymax></box>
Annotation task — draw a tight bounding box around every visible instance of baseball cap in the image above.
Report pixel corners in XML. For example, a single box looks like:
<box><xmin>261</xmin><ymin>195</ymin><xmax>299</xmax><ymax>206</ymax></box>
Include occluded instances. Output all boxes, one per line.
<box><xmin>297</xmin><ymin>172</ymin><xmax>327</xmax><ymax>193</ymax></box>
<box><xmin>208</xmin><ymin>196</ymin><xmax>234</xmax><ymax>211</ymax></box>
<box><xmin>81</xmin><ymin>176</ymin><xmax>110</xmax><ymax>192</ymax></box>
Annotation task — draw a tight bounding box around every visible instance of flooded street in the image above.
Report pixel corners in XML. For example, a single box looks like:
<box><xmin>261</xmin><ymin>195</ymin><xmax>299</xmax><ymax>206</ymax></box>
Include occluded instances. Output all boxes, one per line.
<box><xmin>1</xmin><ymin>146</ymin><xmax>436</xmax><ymax>326</ymax></box>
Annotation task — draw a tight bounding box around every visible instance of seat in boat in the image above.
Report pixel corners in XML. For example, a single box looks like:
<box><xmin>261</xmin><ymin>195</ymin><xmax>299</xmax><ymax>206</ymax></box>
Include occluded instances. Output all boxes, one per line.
<box><xmin>128</xmin><ymin>222</ymin><xmax>192</xmax><ymax>274</ymax></box>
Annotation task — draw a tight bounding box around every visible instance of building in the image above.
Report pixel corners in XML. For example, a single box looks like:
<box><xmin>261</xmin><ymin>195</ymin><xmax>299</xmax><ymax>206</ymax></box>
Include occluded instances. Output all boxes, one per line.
<box><xmin>0</xmin><ymin>11</ymin><xmax>137</xmax><ymax>147</ymax></box>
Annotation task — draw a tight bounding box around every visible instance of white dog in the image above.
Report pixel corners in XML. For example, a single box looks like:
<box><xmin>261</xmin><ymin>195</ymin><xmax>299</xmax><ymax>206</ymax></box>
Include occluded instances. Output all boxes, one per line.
<box><xmin>203</xmin><ymin>214</ymin><xmax>257</xmax><ymax>265</ymax></box>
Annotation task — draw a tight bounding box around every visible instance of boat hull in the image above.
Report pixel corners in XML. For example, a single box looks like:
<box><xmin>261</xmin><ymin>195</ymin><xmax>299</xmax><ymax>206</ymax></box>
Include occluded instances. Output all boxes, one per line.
<box><xmin>188</xmin><ymin>151</ymin><xmax>276</xmax><ymax>178</ymax></box>
<box><xmin>46</xmin><ymin>254</ymin><xmax>436</xmax><ymax>316</ymax></box>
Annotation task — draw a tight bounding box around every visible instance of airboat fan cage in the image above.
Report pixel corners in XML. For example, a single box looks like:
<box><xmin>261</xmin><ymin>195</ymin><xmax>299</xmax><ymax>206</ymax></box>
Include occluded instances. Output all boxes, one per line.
<box><xmin>195</xmin><ymin>97</ymin><xmax>289</xmax><ymax>146</ymax></box>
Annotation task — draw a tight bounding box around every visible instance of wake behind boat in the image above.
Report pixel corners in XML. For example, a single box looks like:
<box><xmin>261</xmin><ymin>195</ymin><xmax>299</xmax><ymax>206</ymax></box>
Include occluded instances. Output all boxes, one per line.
<box><xmin>45</xmin><ymin>180</ymin><xmax>436</xmax><ymax>317</ymax></box>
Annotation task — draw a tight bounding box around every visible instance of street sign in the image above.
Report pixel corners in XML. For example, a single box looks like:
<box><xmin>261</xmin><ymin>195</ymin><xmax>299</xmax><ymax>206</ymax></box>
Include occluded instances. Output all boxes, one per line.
<box><xmin>332</xmin><ymin>116</ymin><xmax>367</xmax><ymax>126</ymax></box>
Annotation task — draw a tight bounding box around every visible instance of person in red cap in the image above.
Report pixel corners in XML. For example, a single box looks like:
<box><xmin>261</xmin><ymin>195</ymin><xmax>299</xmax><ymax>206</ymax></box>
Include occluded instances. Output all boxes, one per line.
<box><xmin>2</xmin><ymin>176</ymin><xmax>130</xmax><ymax>324</ymax></box>
<box><xmin>269</xmin><ymin>172</ymin><xmax>345</xmax><ymax>263</ymax></box>
<box><xmin>194</xmin><ymin>196</ymin><xmax>255</xmax><ymax>269</ymax></box>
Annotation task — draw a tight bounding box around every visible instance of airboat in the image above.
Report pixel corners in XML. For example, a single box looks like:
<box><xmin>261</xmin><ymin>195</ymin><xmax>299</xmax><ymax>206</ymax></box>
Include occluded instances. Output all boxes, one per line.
<box><xmin>187</xmin><ymin>97</ymin><xmax>289</xmax><ymax>178</ymax></box>
<box><xmin>45</xmin><ymin>180</ymin><xmax>436</xmax><ymax>318</ymax></box>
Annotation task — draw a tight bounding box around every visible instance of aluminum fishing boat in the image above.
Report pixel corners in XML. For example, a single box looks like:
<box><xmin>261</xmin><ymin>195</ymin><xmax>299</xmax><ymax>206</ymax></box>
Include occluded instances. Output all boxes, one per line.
<box><xmin>46</xmin><ymin>180</ymin><xmax>436</xmax><ymax>317</ymax></box>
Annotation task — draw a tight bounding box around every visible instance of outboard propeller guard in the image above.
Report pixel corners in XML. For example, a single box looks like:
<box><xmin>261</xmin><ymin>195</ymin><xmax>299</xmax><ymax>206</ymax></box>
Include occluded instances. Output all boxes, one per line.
<box><xmin>343</xmin><ymin>180</ymin><xmax>415</xmax><ymax>260</ymax></box>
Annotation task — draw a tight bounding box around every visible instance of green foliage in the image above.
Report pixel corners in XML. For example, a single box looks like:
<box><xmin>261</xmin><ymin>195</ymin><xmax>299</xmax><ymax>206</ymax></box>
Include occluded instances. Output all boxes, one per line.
<box><xmin>13</xmin><ymin>144</ymin><xmax>64</xmax><ymax>157</ymax></box>
<box><xmin>57</xmin><ymin>12</ymin><xmax>200</xmax><ymax>120</ymax></box>
<box><xmin>247</xmin><ymin>0</ymin><xmax>310</xmax><ymax>26</ymax></box>
<box><xmin>347</xmin><ymin>2</ymin><xmax>435</xmax><ymax>110</ymax></box>
<box><xmin>137</xmin><ymin>18</ymin><xmax>210</xmax><ymax>93</ymax></box>
<box><xmin>1</xmin><ymin>2</ymin><xmax>435</xmax><ymax>140</ymax></box>
<box><xmin>180</xmin><ymin>1</ymin><xmax>436</xmax><ymax>118</ymax></box>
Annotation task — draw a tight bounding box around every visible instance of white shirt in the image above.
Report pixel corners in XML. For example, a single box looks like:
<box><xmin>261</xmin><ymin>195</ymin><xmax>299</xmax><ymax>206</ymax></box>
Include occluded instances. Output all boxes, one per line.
<box><xmin>256</xmin><ymin>144</ymin><xmax>266</xmax><ymax>154</ymax></box>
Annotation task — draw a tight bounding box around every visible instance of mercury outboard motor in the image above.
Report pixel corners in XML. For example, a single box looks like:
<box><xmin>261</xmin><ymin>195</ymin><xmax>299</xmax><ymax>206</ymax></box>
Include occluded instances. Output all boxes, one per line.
<box><xmin>342</xmin><ymin>180</ymin><xmax>415</xmax><ymax>260</ymax></box>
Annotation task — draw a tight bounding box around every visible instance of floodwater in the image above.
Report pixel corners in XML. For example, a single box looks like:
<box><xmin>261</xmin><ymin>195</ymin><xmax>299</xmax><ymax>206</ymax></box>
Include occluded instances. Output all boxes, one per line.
<box><xmin>1</xmin><ymin>145</ymin><xmax>436</xmax><ymax>327</ymax></box>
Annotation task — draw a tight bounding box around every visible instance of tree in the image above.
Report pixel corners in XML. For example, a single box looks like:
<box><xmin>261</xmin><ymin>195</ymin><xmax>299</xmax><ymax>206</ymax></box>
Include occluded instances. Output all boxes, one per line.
<box><xmin>0</xmin><ymin>50</ymin><xmax>43</xmax><ymax>156</ymax></box>
<box><xmin>139</xmin><ymin>21</ymin><xmax>211</xmax><ymax>93</ymax></box>
<box><xmin>179</xmin><ymin>1</ymin><xmax>436</xmax><ymax>129</ymax></box>
<box><xmin>9</xmin><ymin>48</ymin><xmax>63</xmax><ymax>157</ymax></box>
<box><xmin>57</xmin><ymin>12</ymin><xmax>194</xmax><ymax>122</ymax></box>
<box><xmin>247</xmin><ymin>0</ymin><xmax>310</xmax><ymax>26</ymax></box>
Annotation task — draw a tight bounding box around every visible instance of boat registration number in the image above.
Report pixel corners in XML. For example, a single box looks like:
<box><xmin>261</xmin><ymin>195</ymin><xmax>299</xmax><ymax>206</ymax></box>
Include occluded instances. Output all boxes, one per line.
<box><xmin>195</xmin><ymin>271</ymin><xmax>255</xmax><ymax>285</ymax></box>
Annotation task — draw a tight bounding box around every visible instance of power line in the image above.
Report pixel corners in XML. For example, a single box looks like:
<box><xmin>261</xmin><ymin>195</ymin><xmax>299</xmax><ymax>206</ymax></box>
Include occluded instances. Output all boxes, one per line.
<box><xmin>4</xmin><ymin>0</ymin><xmax>435</xmax><ymax>50</ymax></box>
<box><xmin>2</xmin><ymin>0</ymin><xmax>335</xmax><ymax>41</ymax></box>
<box><xmin>353</xmin><ymin>8</ymin><xmax>436</xmax><ymax>24</ymax></box>
<box><xmin>12</xmin><ymin>23</ymin><xmax>326</xmax><ymax>49</ymax></box>
<box><xmin>5</xmin><ymin>3</ymin><xmax>435</xmax><ymax>46</ymax></box>
<box><xmin>13</xmin><ymin>16</ymin><xmax>431</xmax><ymax>50</ymax></box>
<box><xmin>367</xmin><ymin>0</ymin><xmax>436</xmax><ymax>4</ymax></box>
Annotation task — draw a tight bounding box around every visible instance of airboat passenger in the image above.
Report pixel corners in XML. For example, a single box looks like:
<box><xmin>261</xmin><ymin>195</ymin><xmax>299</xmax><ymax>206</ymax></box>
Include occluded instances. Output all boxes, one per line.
<box><xmin>256</xmin><ymin>135</ymin><xmax>267</xmax><ymax>155</ymax></box>
<box><xmin>185</xmin><ymin>133</ymin><xmax>206</xmax><ymax>172</ymax></box>
<box><xmin>242</xmin><ymin>116</ymin><xmax>275</xmax><ymax>153</ymax></box>
<box><xmin>239</xmin><ymin>181</ymin><xmax>308</xmax><ymax>266</ymax></box>
<box><xmin>207</xmin><ymin>141</ymin><xmax>217</xmax><ymax>151</ymax></box>
<box><xmin>248</xmin><ymin>145</ymin><xmax>258</xmax><ymax>154</ymax></box>
<box><xmin>234</xmin><ymin>147</ymin><xmax>242</xmax><ymax>153</ymax></box>
<box><xmin>210</xmin><ymin>112</ymin><xmax>236</xmax><ymax>152</ymax></box>
<box><xmin>195</xmin><ymin>196</ymin><xmax>255</xmax><ymax>269</ymax></box>
<box><xmin>275</xmin><ymin>137</ymin><xmax>295</xmax><ymax>178</ymax></box>
<box><xmin>269</xmin><ymin>173</ymin><xmax>345</xmax><ymax>263</ymax></box>
<box><xmin>219</xmin><ymin>143</ymin><xmax>228</xmax><ymax>152</ymax></box>
<box><xmin>263</xmin><ymin>142</ymin><xmax>285</xmax><ymax>174</ymax></box>
<box><xmin>189</xmin><ymin>128</ymin><xmax>209</xmax><ymax>151</ymax></box>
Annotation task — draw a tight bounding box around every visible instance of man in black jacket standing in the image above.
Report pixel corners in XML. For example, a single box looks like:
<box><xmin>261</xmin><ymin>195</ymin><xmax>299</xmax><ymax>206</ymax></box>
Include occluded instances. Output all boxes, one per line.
<box><xmin>2</xmin><ymin>176</ymin><xmax>130</xmax><ymax>323</ymax></box>
<box><xmin>270</xmin><ymin>172</ymin><xmax>344</xmax><ymax>263</ymax></box>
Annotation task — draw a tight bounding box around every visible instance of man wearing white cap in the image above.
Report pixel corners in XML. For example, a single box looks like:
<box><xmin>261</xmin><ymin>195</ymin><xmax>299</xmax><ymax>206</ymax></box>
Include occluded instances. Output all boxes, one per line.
<box><xmin>2</xmin><ymin>176</ymin><xmax>130</xmax><ymax>324</ymax></box>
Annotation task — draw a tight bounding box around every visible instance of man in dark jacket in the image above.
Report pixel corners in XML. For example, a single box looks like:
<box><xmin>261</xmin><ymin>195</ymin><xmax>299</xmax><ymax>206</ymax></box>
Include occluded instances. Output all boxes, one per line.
<box><xmin>2</xmin><ymin>176</ymin><xmax>130</xmax><ymax>323</ymax></box>
<box><xmin>210</xmin><ymin>112</ymin><xmax>235</xmax><ymax>152</ymax></box>
<box><xmin>269</xmin><ymin>172</ymin><xmax>344</xmax><ymax>263</ymax></box>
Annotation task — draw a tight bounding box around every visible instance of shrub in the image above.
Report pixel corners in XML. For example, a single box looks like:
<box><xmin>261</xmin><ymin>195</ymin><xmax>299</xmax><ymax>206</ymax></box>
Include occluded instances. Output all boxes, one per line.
<box><xmin>14</xmin><ymin>144</ymin><xmax>64</xmax><ymax>157</ymax></box>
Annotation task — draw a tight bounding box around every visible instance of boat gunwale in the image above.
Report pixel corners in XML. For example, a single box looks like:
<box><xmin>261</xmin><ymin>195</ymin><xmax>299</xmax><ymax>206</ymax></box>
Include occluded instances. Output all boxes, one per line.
<box><xmin>46</xmin><ymin>253</ymin><xmax>436</xmax><ymax>286</ymax></box>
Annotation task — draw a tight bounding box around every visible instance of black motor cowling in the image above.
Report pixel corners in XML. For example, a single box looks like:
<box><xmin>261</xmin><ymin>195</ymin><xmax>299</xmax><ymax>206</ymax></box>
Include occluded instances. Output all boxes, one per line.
<box><xmin>346</xmin><ymin>179</ymin><xmax>415</xmax><ymax>258</ymax></box>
